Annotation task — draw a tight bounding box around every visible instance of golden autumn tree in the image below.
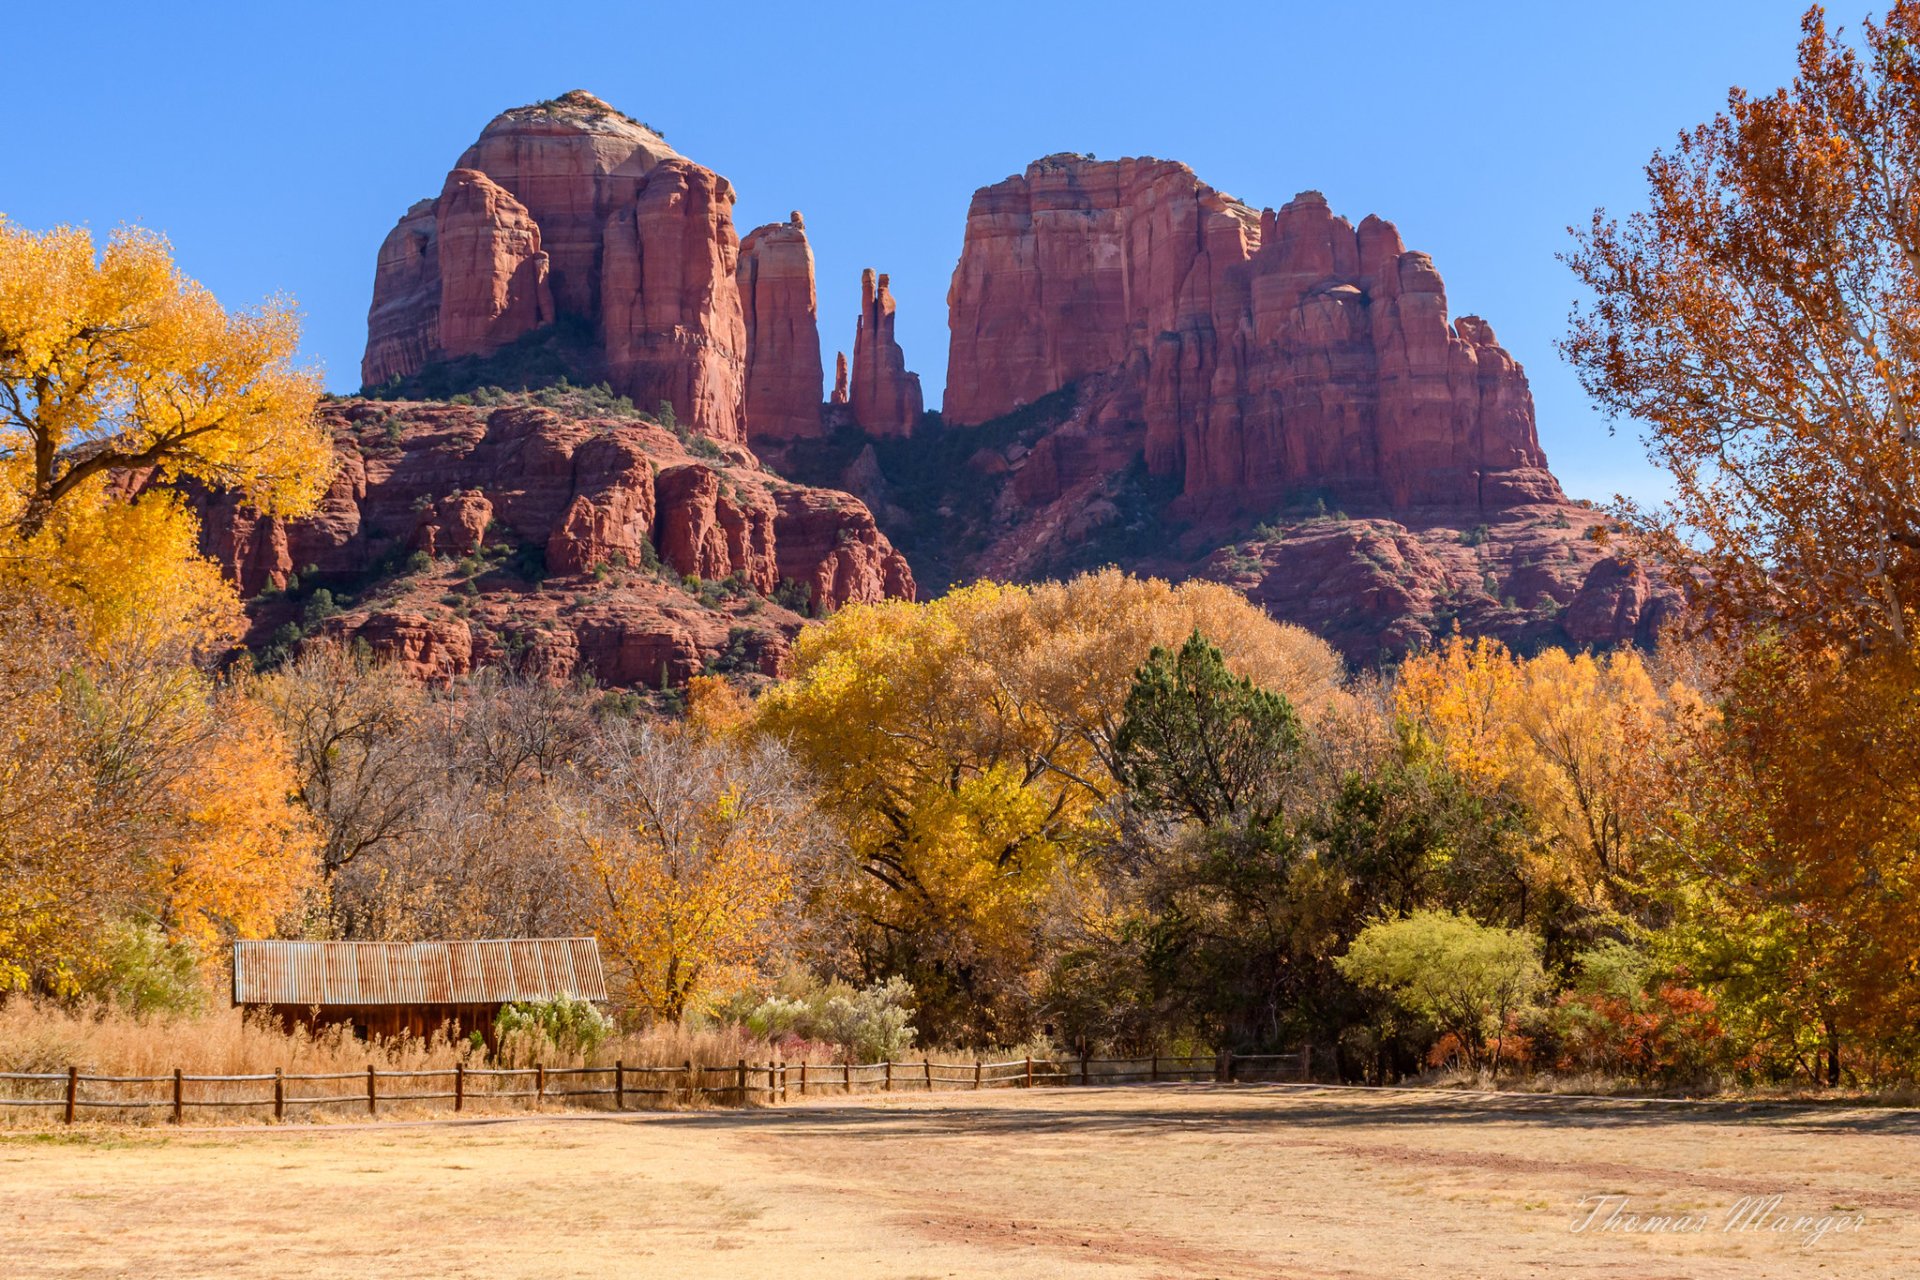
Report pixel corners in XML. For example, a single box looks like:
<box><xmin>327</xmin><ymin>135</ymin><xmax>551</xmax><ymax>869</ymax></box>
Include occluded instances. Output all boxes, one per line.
<box><xmin>1395</xmin><ymin>636</ymin><xmax>1674</xmax><ymax>920</ymax></box>
<box><xmin>1563</xmin><ymin>4</ymin><xmax>1920</xmax><ymax>655</ymax></box>
<box><xmin>750</xmin><ymin>570</ymin><xmax>1350</xmax><ymax>1040</ymax></box>
<box><xmin>0</xmin><ymin>219</ymin><xmax>329</xmax><ymax>993</ymax></box>
<box><xmin>576</xmin><ymin>722</ymin><xmax>825</xmax><ymax>1022</ymax></box>
<box><xmin>0</xmin><ymin>219</ymin><xmax>330</xmax><ymax>542</ymax></box>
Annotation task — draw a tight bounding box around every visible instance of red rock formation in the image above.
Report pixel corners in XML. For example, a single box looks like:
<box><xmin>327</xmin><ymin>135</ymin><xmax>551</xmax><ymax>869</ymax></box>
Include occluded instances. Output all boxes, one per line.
<box><xmin>943</xmin><ymin>156</ymin><xmax>1553</xmax><ymax>513</ymax></box>
<box><xmin>360</xmin><ymin>92</ymin><xmax>749</xmax><ymax>442</ymax></box>
<box><xmin>448</xmin><ymin>92</ymin><xmax>678</xmax><ymax>320</ymax></box>
<box><xmin>849</xmin><ymin>269</ymin><xmax>923</xmax><ymax>438</ymax></box>
<box><xmin>772</xmin><ymin>487</ymin><xmax>917</xmax><ymax>611</ymax></box>
<box><xmin>364</xmin><ymin>200</ymin><xmax>440</xmax><ymax>389</ymax></box>
<box><xmin>600</xmin><ymin>158</ymin><xmax>747</xmax><ymax>441</ymax></box>
<box><xmin>184</xmin><ymin>398</ymin><xmax>913</xmax><ymax>686</ymax></box>
<box><xmin>831</xmin><ymin>351</ymin><xmax>849</xmax><ymax>404</ymax></box>
<box><xmin>738</xmin><ymin>214</ymin><xmax>825</xmax><ymax>442</ymax></box>
<box><xmin>434</xmin><ymin>170</ymin><xmax>553</xmax><ymax>359</ymax></box>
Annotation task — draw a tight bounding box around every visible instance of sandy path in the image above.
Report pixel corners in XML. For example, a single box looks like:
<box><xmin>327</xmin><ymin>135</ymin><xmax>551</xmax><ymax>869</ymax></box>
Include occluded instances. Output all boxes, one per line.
<box><xmin>6</xmin><ymin>1084</ymin><xmax>1915</xmax><ymax>1278</ymax></box>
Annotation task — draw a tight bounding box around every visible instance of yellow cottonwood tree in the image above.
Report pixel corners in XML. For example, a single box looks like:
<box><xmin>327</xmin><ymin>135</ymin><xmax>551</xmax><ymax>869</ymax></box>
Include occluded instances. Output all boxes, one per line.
<box><xmin>1395</xmin><ymin>635</ymin><xmax>1673</xmax><ymax>913</ymax></box>
<box><xmin>751</xmin><ymin>571</ymin><xmax>1349</xmax><ymax>1039</ymax></box>
<box><xmin>0</xmin><ymin>219</ymin><xmax>330</xmax><ymax>992</ymax></box>
<box><xmin>577</xmin><ymin>723</ymin><xmax>823</xmax><ymax>1022</ymax></box>
<box><xmin>0</xmin><ymin>218</ymin><xmax>330</xmax><ymax>541</ymax></box>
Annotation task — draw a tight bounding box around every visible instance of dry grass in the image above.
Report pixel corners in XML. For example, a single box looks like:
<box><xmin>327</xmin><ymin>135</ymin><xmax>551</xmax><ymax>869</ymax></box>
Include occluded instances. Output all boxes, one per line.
<box><xmin>0</xmin><ymin>999</ymin><xmax>840</xmax><ymax>1125</ymax></box>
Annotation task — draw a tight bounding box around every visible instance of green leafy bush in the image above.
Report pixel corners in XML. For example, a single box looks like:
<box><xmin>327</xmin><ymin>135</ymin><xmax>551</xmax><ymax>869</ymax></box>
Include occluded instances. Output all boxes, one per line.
<box><xmin>494</xmin><ymin>993</ymin><xmax>614</xmax><ymax>1059</ymax></box>
<box><xmin>92</xmin><ymin>922</ymin><xmax>207</xmax><ymax>1016</ymax></box>
<box><xmin>1337</xmin><ymin>909</ymin><xmax>1547</xmax><ymax>1072</ymax></box>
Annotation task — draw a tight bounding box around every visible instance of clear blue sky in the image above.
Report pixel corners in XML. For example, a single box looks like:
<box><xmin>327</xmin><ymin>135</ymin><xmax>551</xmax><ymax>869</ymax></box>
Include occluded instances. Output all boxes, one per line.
<box><xmin>3</xmin><ymin>0</ymin><xmax>1821</xmax><ymax>506</ymax></box>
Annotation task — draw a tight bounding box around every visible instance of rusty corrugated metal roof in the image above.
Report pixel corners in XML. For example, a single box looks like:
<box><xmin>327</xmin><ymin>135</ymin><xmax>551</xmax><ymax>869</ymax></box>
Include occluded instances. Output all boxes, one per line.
<box><xmin>231</xmin><ymin>938</ymin><xmax>609</xmax><ymax>1006</ymax></box>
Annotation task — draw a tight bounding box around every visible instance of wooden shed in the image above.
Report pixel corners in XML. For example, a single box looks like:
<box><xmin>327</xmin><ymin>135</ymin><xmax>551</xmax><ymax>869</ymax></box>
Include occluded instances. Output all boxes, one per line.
<box><xmin>232</xmin><ymin>938</ymin><xmax>609</xmax><ymax>1045</ymax></box>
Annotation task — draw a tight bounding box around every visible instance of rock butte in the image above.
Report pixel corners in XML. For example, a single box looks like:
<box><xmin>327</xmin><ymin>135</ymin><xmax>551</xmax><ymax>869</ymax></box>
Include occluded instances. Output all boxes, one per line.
<box><xmin>945</xmin><ymin>155</ymin><xmax>1554</xmax><ymax>515</ymax></box>
<box><xmin>295</xmin><ymin>97</ymin><xmax>1679</xmax><ymax>679</ymax></box>
<box><xmin>363</xmin><ymin>91</ymin><xmax>747</xmax><ymax>443</ymax></box>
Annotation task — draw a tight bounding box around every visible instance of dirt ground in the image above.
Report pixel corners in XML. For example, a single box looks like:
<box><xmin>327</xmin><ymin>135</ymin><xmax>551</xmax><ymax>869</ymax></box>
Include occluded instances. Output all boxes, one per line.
<box><xmin>6</xmin><ymin>1083</ymin><xmax>1915</xmax><ymax>1279</ymax></box>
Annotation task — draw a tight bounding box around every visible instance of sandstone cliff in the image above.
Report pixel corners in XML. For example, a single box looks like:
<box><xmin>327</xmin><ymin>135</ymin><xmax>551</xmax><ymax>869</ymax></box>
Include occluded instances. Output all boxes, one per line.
<box><xmin>943</xmin><ymin>156</ymin><xmax>1555</xmax><ymax>514</ymax></box>
<box><xmin>738</xmin><ymin>215</ymin><xmax>825</xmax><ymax>440</ymax></box>
<box><xmin>190</xmin><ymin>393</ymin><xmax>913</xmax><ymax>685</ymax></box>
<box><xmin>362</xmin><ymin>92</ymin><xmax>751</xmax><ymax>443</ymax></box>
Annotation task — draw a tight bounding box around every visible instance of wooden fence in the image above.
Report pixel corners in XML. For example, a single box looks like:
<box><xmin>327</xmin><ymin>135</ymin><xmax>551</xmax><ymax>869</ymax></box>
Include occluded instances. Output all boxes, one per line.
<box><xmin>0</xmin><ymin>1050</ymin><xmax>1310</xmax><ymax>1126</ymax></box>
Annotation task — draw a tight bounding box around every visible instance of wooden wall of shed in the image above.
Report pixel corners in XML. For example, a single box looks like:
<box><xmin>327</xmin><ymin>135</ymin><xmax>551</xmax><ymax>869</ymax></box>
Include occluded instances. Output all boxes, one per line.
<box><xmin>257</xmin><ymin>1003</ymin><xmax>505</xmax><ymax>1048</ymax></box>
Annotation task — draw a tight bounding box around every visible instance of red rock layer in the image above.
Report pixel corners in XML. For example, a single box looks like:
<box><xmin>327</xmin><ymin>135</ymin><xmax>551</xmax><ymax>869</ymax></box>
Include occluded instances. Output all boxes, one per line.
<box><xmin>849</xmin><ymin>269</ymin><xmax>923</xmax><ymax>438</ymax></box>
<box><xmin>433</xmin><ymin>169</ymin><xmax>553</xmax><ymax>359</ymax></box>
<box><xmin>943</xmin><ymin>156</ymin><xmax>1554</xmax><ymax>512</ymax></box>
<box><xmin>361</xmin><ymin>92</ymin><xmax>749</xmax><ymax>443</ymax></box>
<box><xmin>738</xmin><ymin>214</ymin><xmax>825</xmax><ymax>440</ymax></box>
<box><xmin>188</xmin><ymin>399</ymin><xmax>914</xmax><ymax>685</ymax></box>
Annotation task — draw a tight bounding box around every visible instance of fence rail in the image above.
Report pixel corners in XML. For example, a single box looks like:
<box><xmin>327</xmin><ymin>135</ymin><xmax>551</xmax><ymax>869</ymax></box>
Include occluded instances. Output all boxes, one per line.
<box><xmin>0</xmin><ymin>1049</ymin><xmax>1311</xmax><ymax>1126</ymax></box>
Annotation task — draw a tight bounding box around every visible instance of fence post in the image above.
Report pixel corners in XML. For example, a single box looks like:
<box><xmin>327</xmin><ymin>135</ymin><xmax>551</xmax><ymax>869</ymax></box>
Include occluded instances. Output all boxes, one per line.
<box><xmin>767</xmin><ymin>1060</ymin><xmax>776</xmax><ymax>1103</ymax></box>
<box><xmin>884</xmin><ymin>1060</ymin><xmax>892</xmax><ymax>1092</ymax></box>
<box><xmin>843</xmin><ymin>1061</ymin><xmax>851</xmax><ymax>1093</ymax></box>
<box><xmin>614</xmin><ymin>1060</ymin><xmax>624</xmax><ymax>1110</ymax></box>
<box><xmin>454</xmin><ymin>1063</ymin><xmax>465</xmax><ymax>1113</ymax></box>
<box><xmin>64</xmin><ymin>1066</ymin><xmax>77</xmax><ymax>1125</ymax></box>
<box><xmin>799</xmin><ymin>1062</ymin><xmax>807</xmax><ymax>1097</ymax></box>
<box><xmin>1151</xmin><ymin>1053</ymin><xmax>1160</xmax><ymax>1084</ymax></box>
<box><xmin>1025</xmin><ymin>1056</ymin><xmax>1033</xmax><ymax>1088</ymax></box>
<box><xmin>367</xmin><ymin>1064</ymin><xmax>377</xmax><ymax>1117</ymax></box>
<box><xmin>1224</xmin><ymin>1050</ymin><xmax>1235</xmax><ymax>1084</ymax></box>
<box><xmin>273</xmin><ymin>1068</ymin><xmax>285</xmax><ymax>1123</ymax></box>
<box><xmin>1302</xmin><ymin>1044</ymin><xmax>1313</xmax><ymax>1083</ymax></box>
<box><xmin>684</xmin><ymin>1059</ymin><xmax>694</xmax><ymax>1105</ymax></box>
<box><xmin>974</xmin><ymin>1060</ymin><xmax>983</xmax><ymax>1090</ymax></box>
<box><xmin>535</xmin><ymin>1063</ymin><xmax>545</xmax><ymax>1108</ymax></box>
<box><xmin>736</xmin><ymin>1058</ymin><xmax>747</xmax><ymax>1105</ymax></box>
<box><xmin>172</xmin><ymin>1068</ymin><xmax>183</xmax><ymax>1125</ymax></box>
<box><xmin>923</xmin><ymin>1058</ymin><xmax>932</xmax><ymax>1092</ymax></box>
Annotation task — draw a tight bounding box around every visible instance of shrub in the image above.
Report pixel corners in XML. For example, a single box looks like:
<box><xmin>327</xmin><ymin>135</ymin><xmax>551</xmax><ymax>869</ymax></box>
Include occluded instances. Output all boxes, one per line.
<box><xmin>302</xmin><ymin>589</ymin><xmax>341</xmax><ymax>625</ymax></box>
<box><xmin>494</xmin><ymin>993</ymin><xmax>615</xmax><ymax>1060</ymax></box>
<box><xmin>1337</xmin><ymin>909</ymin><xmax>1548</xmax><ymax>1072</ymax></box>
<box><xmin>774</xmin><ymin>578</ymin><xmax>815</xmax><ymax>614</ymax></box>
<box><xmin>92</xmin><ymin>922</ymin><xmax>207</xmax><ymax>1017</ymax></box>
<box><xmin>1548</xmin><ymin>942</ymin><xmax>1730</xmax><ymax>1084</ymax></box>
<box><xmin>731</xmin><ymin>976</ymin><xmax>918</xmax><ymax>1063</ymax></box>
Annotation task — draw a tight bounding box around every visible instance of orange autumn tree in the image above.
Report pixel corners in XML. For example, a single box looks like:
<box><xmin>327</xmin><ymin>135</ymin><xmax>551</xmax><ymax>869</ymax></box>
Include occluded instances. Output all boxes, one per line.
<box><xmin>1564</xmin><ymin>4</ymin><xmax>1920</xmax><ymax>655</ymax></box>
<box><xmin>1395</xmin><ymin>636</ymin><xmax>1673</xmax><ymax>919</ymax></box>
<box><xmin>1563</xmin><ymin>3</ymin><xmax>1920</xmax><ymax>1078</ymax></box>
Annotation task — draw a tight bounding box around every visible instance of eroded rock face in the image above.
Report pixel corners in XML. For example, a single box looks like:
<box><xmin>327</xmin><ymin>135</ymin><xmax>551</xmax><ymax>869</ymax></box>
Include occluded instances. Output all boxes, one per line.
<box><xmin>943</xmin><ymin>156</ymin><xmax>1552</xmax><ymax>514</ymax></box>
<box><xmin>738</xmin><ymin>215</ymin><xmax>825</xmax><ymax>441</ymax></box>
<box><xmin>600</xmin><ymin>159</ymin><xmax>747</xmax><ymax>442</ymax></box>
<box><xmin>849</xmin><ymin>269</ymin><xmax>923</xmax><ymax>438</ymax></box>
<box><xmin>360</xmin><ymin>92</ymin><xmax>749</xmax><ymax>443</ymax></box>
<box><xmin>186</xmin><ymin>398</ymin><xmax>913</xmax><ymax>685</ymax></box>
<box><xmin>434</xmin><ymin>169</ymin><xmax>554</xmax><ymax>360</ymax></box>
